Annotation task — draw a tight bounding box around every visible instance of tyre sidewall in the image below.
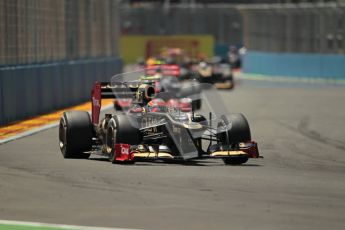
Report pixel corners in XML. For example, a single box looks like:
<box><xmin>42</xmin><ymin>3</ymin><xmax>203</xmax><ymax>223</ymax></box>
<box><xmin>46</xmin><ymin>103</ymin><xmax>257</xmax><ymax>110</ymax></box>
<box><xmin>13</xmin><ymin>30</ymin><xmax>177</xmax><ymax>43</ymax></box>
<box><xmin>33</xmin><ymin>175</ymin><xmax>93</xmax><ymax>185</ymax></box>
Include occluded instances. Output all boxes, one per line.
<box><xmin>60</xmin><ymin>111</ymin><xmax>93</xmax><ymax>158</ymax></box>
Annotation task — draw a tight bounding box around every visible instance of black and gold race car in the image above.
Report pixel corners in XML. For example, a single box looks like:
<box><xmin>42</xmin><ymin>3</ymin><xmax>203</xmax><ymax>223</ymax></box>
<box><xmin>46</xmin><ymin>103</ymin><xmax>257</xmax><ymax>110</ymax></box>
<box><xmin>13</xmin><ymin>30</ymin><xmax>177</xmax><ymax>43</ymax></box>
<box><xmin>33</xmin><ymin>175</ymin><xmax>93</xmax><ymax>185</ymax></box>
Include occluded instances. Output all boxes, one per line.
<box><xmin>58</xmin><ymin>70</ymin><xmax>259</xmax><ymax>165</ymax></box>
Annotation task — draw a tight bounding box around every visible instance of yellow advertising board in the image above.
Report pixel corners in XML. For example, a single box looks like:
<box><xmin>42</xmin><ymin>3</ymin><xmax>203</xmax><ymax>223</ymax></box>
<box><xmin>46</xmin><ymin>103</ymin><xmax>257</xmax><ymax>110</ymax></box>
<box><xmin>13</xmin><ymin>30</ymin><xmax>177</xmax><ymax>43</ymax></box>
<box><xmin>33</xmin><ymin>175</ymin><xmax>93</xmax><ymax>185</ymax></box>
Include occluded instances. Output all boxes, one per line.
<box><xmin>120</xmin><ymin>35</ymin><xmax>214</xmax><ymax>64</ymax></box>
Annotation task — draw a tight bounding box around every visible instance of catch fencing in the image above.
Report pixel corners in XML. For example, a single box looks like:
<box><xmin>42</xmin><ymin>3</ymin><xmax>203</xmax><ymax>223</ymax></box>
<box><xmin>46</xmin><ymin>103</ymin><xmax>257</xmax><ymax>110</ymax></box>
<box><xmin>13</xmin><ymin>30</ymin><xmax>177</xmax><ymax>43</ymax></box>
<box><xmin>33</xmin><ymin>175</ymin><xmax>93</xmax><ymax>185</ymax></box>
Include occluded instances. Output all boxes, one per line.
<box><xmin>0</xmin><ymin>0</ymin><xmax>122</xmax><ymax>125</ymax></box>
<box><xmin>239</xmin><ymin>2</ymin><xmax>345</xmax><ymax>78</ymax></box>
<box><xmin>239</xmin><ymin>2</ymin><xmax>345</xmax><ymax>54</ymax></box>
<box><xmin>121</xmin><ymin>5</ymin><xmax>243</xmax><ymax>47</ymax></box>
<box><xmin>121</xmin><ymin>2</ymin><xmax>345</xmax><ymax>55</ymax></box>
<box><xmin>0</xmin><ymin>0</ymin><xmax>120</xmax><ymax>67</ymax></box>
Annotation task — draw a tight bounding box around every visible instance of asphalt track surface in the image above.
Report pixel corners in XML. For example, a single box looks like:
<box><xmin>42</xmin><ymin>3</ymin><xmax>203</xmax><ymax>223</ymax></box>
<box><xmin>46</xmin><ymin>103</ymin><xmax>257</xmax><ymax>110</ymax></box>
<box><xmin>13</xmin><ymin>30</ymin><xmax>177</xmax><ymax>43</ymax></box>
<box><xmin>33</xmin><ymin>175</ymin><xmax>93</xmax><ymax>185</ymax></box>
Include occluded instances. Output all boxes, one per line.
<box><xmin>1</xmin><ymin>78</ymin><xmax>345</xmax><ymax>230</ymax></box>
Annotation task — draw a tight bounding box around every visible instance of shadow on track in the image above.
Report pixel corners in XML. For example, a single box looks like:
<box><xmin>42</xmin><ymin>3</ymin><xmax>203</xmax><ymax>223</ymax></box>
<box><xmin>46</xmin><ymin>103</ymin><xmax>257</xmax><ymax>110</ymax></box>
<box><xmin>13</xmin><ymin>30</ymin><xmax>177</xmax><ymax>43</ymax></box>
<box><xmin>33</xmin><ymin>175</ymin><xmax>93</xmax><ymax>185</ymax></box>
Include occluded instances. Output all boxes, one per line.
<box><xmin>87</xmin><ymin>156</ymin><xmax>262</xmax><ymax>167</ymax></box>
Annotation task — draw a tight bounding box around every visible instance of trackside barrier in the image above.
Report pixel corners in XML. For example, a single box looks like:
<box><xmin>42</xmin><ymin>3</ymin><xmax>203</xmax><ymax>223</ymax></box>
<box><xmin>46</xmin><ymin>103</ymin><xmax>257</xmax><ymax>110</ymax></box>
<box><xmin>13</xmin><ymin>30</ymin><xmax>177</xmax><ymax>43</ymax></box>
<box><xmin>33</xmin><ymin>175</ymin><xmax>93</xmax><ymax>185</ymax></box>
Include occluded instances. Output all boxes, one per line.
<box><xmin>0</xmin><ymin>57</ymin><xmax>122</xmax><ymax>126</ymax></box>
<box><xmin>243</xmin><ymin>51</ymin><xmax>345</xmax><ymax>80</ymax></box>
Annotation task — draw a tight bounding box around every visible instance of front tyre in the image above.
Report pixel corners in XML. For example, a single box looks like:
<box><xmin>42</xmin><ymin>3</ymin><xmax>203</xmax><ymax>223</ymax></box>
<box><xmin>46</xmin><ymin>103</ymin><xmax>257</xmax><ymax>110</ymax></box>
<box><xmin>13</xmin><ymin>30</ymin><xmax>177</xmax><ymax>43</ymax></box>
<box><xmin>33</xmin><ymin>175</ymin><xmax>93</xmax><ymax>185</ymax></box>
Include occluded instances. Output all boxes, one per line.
<box><xmin>105</xmin><ymin>114</ymin><xmax>142</xmax><ymax>163</ymax></box>
<box><xmin>223</xmin><ymin>156</ymin><xmax>248</xmax><ymax>165</ymax></box>
<box><xmin>218</xmin><ymin>113</ymin><xmax>251</xmax><ymax>145</ymax></box>
<box><xmin>218</xmin><ymin>113</ymin><xmax>251</xmax><ymax>165</ymax></box>
<box><xmin>59</xmin><ymin>111</ymin><xmax>93</xmax><ymax>159</ymax></box>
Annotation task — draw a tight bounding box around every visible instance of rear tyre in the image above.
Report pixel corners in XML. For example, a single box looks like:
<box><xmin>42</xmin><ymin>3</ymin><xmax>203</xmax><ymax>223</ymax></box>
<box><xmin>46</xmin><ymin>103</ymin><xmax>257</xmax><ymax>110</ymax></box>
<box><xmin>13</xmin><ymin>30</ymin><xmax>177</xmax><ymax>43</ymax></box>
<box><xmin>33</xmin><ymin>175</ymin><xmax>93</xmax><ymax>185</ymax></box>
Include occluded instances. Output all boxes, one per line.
<box><xmin>59</xmin><ymin>111</ymin><xmax>92</xmax><ymax>159</ymax></box>
<box><xmin>218</xmin><ymin>113</ymin><xmax>251</xmax><ymax>165</ymax></box>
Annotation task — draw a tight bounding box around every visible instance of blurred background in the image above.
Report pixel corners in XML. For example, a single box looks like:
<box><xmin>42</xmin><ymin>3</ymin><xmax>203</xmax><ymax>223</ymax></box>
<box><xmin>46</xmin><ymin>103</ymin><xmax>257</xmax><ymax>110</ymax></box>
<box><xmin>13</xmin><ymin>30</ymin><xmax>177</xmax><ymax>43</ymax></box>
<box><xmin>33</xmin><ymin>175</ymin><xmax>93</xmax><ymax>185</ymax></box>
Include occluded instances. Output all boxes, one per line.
<box><xmin>1</xmin><ymin>0</ymin><xmax>344</xmax><ymax>126</ymax></box>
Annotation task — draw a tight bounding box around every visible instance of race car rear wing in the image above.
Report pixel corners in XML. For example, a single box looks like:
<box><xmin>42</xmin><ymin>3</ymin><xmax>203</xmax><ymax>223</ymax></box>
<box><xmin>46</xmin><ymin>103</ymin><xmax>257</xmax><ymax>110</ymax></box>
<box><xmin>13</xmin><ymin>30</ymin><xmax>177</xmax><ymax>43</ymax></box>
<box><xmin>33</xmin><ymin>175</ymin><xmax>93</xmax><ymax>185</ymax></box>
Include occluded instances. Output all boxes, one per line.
<box><xmin>91</xmin><ymin>82</ymin><xmax>108</xmax><ymax>124</ymax></box>
<box><xmin>91</xmin><ymin>81</ymin><xmax>136</xmax><ymax>124</ymax></box>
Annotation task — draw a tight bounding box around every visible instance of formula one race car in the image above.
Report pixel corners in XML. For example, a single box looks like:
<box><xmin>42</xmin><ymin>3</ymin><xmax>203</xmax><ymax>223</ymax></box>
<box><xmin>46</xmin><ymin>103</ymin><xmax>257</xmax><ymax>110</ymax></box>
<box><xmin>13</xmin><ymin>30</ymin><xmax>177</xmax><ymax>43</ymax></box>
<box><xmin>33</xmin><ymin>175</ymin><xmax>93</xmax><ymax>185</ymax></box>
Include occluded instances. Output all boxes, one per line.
<box><xmin>113</xmin><ymin>65</ymin><xmax>201</xmax><ymax>111</ymax></box>
<box><xmin>58</xmin><ymin>70</ymin><xmax>259</xmax><ymax>165</ymax></box>
<box><xmin>194</xmin><ymin>57</ymin><xmax>234</xmax><ymax>89</ymax></box>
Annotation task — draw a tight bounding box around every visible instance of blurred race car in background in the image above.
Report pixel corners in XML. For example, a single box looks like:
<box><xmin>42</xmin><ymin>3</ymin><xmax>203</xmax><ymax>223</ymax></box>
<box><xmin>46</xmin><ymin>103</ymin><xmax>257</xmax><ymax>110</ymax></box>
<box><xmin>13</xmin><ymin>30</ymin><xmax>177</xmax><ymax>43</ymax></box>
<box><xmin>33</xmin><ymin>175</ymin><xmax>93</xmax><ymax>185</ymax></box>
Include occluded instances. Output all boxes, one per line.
<box><xmin>194</xmin><ymin>56</ymin><xmax>234</xmax><ymax>89</ymax></box>
<box><xmin>58</xmin><ymin>70</ymin><xmax>260</xmax><ymax>165</ymax></box>
<box><xmin>135</xmin><ymin>47</ymin><xmax>235</xmax><ymax>90</ymax></box>
<box><xmin>113</xmin><ymin>65</ymin><xmax>201</xmax><ymax>111</ymax></box>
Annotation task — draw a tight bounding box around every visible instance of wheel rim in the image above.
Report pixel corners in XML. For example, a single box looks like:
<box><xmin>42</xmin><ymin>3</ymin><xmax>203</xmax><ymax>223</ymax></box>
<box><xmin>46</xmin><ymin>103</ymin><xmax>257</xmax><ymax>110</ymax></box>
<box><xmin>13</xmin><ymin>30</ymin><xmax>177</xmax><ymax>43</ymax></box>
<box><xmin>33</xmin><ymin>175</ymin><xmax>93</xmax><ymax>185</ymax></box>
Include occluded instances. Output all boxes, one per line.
<box><xmin>107</xmin><ymin>121</ymin><xmax>117</xmax><ymax>161</ymax></box>
<box><xmin>217</xmin><ymin>119</ymin><xmax>229</xmax><ymax>144</ymax></box>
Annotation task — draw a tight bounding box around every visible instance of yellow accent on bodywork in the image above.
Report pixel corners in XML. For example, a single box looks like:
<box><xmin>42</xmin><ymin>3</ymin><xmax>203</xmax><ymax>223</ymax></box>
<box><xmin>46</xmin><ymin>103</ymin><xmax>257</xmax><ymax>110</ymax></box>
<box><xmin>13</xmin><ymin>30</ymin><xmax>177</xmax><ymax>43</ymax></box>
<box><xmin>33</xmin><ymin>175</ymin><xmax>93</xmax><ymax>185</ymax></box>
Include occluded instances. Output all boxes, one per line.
<box><xmin>215</xmin><ymin>81</ymin><xmax>233</xmax><ymax>89</ymax></box>
<box><xmin>210</xmin><ymin>151</ymin><xmax>247</xmax><ymax>157</ymax></box>
<box><xmin>133</xmin><ymin>152</ymin><xmax>174</xmax><ymax>159</ymax></box>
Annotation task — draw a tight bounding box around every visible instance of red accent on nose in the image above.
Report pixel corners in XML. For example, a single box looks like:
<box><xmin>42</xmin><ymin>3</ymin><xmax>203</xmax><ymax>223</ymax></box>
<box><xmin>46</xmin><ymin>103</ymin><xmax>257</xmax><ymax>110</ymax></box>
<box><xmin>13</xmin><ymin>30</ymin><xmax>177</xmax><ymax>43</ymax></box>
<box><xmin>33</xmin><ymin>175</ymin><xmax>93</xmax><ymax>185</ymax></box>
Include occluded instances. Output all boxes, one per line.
<box><xmin>115</xmin><ymin>144</ymin><xmax>134</xmax><ymax>162</ymax></box>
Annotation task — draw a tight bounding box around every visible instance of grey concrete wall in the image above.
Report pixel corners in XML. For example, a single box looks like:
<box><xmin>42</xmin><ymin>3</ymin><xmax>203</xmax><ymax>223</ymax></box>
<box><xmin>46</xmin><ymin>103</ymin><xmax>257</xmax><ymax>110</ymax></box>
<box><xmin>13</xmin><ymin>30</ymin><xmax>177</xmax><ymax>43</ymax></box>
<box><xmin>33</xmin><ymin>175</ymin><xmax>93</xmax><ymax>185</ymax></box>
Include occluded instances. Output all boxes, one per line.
<box><xmin>0</xmin><ymin>57</ymin><xmax>122</xmax><ymax>126</ymax></box>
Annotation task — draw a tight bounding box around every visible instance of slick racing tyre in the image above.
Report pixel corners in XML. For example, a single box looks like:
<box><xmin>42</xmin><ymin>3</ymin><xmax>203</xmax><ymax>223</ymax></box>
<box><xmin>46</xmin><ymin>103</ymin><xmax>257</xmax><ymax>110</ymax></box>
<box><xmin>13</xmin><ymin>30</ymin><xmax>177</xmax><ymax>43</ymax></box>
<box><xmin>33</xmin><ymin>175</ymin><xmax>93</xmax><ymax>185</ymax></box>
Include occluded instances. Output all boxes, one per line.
<box><xmin>223</xmin><ymin>156</ymin><xmax>248</xmax><ymax>165</ymax></box>
<box><xmin>106</xmin><ymin>114</ymin><xmax>142</xmax><ymax>163</ymax></box>
<box><xmin>114</xmin><ymin>114</ymin><xmax>142</xmax><ymax>145</ymax></box>
<box><xmin>59</xmin><ymin>111</ymin><xmax>93</xmax><ymax>159</ymax></box>
<box><xmin>218</xmin><ymin>113</ymin><xmax>251</xmax><ymax>144</ymax></box>
<box><xmin>218</xmin><ymin>113</ymin><xmax>251</xmax><ymax>165</ymax></box>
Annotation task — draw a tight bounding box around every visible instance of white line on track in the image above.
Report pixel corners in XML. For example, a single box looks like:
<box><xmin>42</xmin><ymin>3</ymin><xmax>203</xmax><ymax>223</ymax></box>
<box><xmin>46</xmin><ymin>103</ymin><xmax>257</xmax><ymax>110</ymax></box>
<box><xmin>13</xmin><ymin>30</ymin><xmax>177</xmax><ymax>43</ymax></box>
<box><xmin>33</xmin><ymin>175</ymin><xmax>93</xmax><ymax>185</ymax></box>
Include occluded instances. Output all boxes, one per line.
<box><xmin>0</xmin><ymin>219</ymin><xmax>140</xmax><ymax>230</ymax></box>
<box><xmin>0</xmin><ymin>104</ymin><xmax>114</xmax><ymax>145</ymax></box>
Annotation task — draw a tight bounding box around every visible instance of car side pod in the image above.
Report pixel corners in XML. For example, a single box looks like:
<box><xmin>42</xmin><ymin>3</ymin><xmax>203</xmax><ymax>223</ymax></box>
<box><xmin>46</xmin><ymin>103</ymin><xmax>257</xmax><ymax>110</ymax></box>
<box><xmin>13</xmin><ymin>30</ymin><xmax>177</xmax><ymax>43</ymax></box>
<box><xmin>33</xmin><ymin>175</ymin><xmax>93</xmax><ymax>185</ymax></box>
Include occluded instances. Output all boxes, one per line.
<box><xmin>114</xmin><ymin>144</ymin><xmax>134</xmax><ymax>162</ymax></box>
